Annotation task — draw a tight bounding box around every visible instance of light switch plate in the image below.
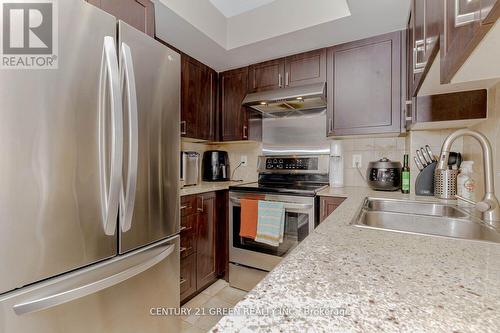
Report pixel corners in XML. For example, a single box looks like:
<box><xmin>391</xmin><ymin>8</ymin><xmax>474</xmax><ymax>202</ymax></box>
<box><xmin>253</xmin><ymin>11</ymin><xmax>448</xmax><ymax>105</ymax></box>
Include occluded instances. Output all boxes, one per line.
<box><xmin>241</xmin><ymin>155</ymin><xmax>248</xmax><ymax>167</ymax></box>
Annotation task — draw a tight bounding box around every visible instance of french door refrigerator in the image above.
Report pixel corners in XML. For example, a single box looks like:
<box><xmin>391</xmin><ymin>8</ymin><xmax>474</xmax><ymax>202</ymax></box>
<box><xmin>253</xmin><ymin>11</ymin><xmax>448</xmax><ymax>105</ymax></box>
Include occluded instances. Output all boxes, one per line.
<box><xmin>0</xmin><ymin>1</ymin><xmax>180</xmax><ymax>332</ymax></box>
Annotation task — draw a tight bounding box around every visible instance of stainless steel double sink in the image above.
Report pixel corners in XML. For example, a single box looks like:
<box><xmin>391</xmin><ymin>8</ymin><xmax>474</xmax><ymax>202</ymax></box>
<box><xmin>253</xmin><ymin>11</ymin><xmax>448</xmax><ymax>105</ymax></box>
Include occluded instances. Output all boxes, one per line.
<box><xmin>352</xmin><ymin>198</ymin><xmax>500</xmax><ymax>244</ymax></box>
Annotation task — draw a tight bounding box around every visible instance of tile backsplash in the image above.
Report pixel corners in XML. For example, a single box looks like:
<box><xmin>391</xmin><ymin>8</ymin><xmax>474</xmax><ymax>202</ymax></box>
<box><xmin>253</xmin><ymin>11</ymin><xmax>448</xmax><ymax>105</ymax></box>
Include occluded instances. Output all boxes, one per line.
<box><xmin>336</xmin><ymin>137</ymin><xmax>407</xmax><ymax>187</ymax></box>
<box><xmin>181</xmin><ymin>139</ymin><xmax>262</xmax><ymax>183</ymax></box>
<box><xmin>463</xmin><ymin>81</ymin><xmax>500</xmax><ymax>198</ymax></box>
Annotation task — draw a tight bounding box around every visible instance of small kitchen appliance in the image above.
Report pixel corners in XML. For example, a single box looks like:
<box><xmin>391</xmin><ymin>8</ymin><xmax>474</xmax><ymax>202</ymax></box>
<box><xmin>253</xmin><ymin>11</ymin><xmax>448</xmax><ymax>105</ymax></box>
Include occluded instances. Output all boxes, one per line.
<box><xmin>180</xmin><ymin>151</ymin><xmax>200</xmax><ymax>186</ymax></box>
<box><xmin>366</xmin><ymin>158</ymin><xmax>402</xmax><ymax>191</ymax></box>
<box><xmin>202</xmin><ymin>150</ymin><xmax>230</xmax><ymax>181</ymax></box>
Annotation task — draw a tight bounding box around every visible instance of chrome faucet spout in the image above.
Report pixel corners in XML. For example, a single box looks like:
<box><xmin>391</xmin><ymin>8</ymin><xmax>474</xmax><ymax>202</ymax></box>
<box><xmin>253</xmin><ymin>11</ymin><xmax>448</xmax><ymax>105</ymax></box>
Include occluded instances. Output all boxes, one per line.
<box><xmin>437</xmin><ymin>129</ymin><xmax>500</xmax><ymax>227</ymax></box>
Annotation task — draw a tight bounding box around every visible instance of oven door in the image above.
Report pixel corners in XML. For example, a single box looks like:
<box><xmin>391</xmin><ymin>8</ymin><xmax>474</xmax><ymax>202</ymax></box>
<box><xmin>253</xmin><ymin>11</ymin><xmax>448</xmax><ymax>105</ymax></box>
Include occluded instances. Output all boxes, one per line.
<box><xmin>229</xmin><ymin>192</ymin><xmax>315</xmax><ymax>272</ymax></box>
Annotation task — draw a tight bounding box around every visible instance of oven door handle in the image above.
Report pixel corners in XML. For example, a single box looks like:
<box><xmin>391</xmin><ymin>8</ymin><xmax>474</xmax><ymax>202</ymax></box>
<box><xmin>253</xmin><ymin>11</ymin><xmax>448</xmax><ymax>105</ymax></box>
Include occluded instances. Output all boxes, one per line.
<box><xmin>229</xmin><ymin>198</ymin><xmax>313</xmax><ymax>211</ymax></box>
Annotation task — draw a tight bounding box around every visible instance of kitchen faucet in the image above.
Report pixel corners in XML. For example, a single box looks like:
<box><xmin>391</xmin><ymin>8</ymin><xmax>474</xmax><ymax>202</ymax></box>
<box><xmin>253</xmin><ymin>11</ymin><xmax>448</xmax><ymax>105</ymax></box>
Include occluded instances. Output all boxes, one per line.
<box><xmin>436</xmin><ymin>128</ymin><xmax>500</xmax><ymax>228</ymax></box>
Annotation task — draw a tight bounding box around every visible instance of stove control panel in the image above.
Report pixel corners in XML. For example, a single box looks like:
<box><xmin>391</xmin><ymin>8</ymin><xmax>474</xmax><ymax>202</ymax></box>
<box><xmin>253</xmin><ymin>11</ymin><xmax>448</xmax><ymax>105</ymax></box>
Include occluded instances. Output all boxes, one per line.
<box><xmin>265</xmin><ymin>157</ymin><xmax>318</xmax><ymax>170</ymax></box>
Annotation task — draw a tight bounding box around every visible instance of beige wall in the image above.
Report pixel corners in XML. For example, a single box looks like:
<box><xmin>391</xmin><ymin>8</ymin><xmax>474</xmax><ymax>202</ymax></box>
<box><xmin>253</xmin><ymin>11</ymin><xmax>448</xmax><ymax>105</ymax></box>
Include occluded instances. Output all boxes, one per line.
<box><xmin>463</xmin><ymin>82</ymin><xmax>500</xmax><ymax>199</ymax></box>
<box><xmin>181</xmin><ymin>140</ymin><xmax>262</xmax><ymax>183</ymax></box>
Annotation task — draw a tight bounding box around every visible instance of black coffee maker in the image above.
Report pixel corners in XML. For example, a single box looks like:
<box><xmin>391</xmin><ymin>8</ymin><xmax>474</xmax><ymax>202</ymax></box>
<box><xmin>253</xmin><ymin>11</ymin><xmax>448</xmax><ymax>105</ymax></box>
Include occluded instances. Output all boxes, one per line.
<box><xmin>202</xmin><ymin>150</ymin><xmax>230</xmax><ymax>181</ymax></box>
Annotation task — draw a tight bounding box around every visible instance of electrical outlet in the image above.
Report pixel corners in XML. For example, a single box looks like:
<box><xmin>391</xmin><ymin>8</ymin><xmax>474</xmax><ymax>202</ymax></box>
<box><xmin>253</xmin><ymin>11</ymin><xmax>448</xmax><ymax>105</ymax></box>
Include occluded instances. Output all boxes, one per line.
<box><xmin>352</xmin><ymin>154</ymin><xmax>362</xmax><ymax>168</ymax></box>
<box><xmin>240</xmin><ymin>155</ymin><xmax>248</xmax><ymax>167</ymax></box>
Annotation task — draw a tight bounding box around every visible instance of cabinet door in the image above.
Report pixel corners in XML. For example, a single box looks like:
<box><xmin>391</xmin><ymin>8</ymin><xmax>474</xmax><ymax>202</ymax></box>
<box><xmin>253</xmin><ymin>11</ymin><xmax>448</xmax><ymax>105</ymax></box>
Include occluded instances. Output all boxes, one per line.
<box><xmin>220</xmin><ymin>68</ymin><xmax>249</xmax><ymax>141</ymax></box>
<box><xmin>319</xmin><ymin>197</ymin><xmax>345</xmax><ymax>223</ymax></box>
<box><xmin>180</xmin><ymin>254</ymin><xmax>197</xmax><ymax>303</ymax></box>
<box><xmin>481</xmin><ymin>0</ymin><xmax>500</xmax><ymax>23</ymax></box>
<box><xmin>196</xmin><ymin>192</ymin><xmax>217</xmax><ymax>289</ymax></box>
<box><xmin>327</xmin><ymin>31</ymin><xmax>402</xmax><ymax>136</ymax></box>
<box><xmin>87</xmin><ymin>0</ymin><xmax>155</xmax><ymax>37</ymax></box>
<box><xmin>181</xmin><ymin>56</ymin><xmax>216</xmax><ymax>141</ymax></box>
<box><xmin>284</xmin><ymin>49</ymin><xmax>327</xmax><ymax>87</ymax></box>
<box><xmin>248</xmin><ymin>59</ymin><xmax>285</xmax><ymax>93</ymax></box>
<box><xmin>441</xmin><ymin>0</ymin><xmax>488</xmax><ymax>83</ymax></box>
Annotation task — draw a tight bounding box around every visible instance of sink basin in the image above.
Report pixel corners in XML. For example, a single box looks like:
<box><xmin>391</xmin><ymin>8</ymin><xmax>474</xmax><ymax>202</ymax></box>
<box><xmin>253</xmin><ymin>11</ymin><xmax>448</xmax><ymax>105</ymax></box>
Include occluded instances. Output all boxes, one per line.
<box><xmin>352</xmin><ymin>198</ymin><xmax>500</xmax><ymax>244</ymax></box>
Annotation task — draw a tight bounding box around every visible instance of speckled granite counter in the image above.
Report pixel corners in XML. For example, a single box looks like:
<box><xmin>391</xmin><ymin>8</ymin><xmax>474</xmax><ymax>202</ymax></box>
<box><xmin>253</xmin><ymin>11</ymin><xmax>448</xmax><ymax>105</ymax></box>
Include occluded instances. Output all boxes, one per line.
<box><xmin>180</xmin><ymin>181</ymin><xmax>255</xmax><ymax>196</ymax></box>
<box><xmin>212</xmin><ymin>187</ymin><xmax>500</xmax><ymax>332</ymax></box>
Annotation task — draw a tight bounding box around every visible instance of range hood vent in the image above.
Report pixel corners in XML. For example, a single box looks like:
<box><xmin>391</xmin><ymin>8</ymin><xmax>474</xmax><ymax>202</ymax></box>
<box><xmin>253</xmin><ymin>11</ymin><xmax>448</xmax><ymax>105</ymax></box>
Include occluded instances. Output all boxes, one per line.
<box><xmin>242</xmin><ymin>82</ymin><xmax>326</xmax><ymax>117</ymax></box>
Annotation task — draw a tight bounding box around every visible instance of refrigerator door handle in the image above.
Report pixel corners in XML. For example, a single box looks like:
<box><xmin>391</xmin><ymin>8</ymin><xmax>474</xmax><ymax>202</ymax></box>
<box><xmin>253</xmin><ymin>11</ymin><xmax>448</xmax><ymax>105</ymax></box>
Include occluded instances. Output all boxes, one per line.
<box><xmin>12</xmin><ymin>241</ymin><xmax>176</xmax><ymax>316</ymax></box>
<box><xmin>119</xmin><ymin>42</ymin><xmax>139</xmax><ymax>233</ymax></box>
<box><xmin>98</xmin><ymin>36</ymin><xmax>123</xmax><ymax>236</ymax></box>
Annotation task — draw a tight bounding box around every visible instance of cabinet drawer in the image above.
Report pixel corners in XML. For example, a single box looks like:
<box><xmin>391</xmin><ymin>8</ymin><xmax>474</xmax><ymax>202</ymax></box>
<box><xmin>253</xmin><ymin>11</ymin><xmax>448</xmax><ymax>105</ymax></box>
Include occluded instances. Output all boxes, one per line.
<box><xmin>181</xmin><ymin>195</ymin><xmax>197</xmax><ymax>217</ymax></box>
<box><xmin>180</xmin><ymin>254</ymin><xmax>196</xmax><ymax>303</ymax></box>
<box><xmin>180</xmin><ymin>213</ymin><xmax>197</xmax><ymax>234</ymax></box>
<box><xmin>180</xmin><ymin>232</ymin><xmax>196</xmax><ymax>259</ymax></box>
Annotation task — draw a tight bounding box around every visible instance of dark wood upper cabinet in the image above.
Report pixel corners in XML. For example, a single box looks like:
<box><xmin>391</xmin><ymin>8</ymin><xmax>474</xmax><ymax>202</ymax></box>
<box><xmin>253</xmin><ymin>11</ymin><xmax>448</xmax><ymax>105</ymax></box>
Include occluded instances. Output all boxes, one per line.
<box><xmin>408</xmin><ymin>0</ymin><xmax>444</xmax><ymax>96</ymax></box>
<box><xmin>248</xmin><ymin>59</ymin><xmax>285</xmax><ymax>93</ymax></box>
<box><xmin>441</xmin><ymin>0</ymin><xmax>499</xmax><ymax>83</ymax></box>
<box><xmin>196</xmin><ymin>192</ymin><xmax>217</xmax><ymax>290</ymax></box>
<box><xmin>327</xmin><ymin>31</ymin><xmax>402</xmax><ymax>136</ymax></box>
<box><xmin>284</xmin><ymin>49</ymin><xmax>327</xmax><ymax>87</ymax></box>
<box><xmin>220</xmin><ymin>68</ymin><xmax>250</xmax><ymax>141</ymax></box>
<box><xmin>87</xmin><ymin>0</ymin><xmax>155</xmax><ymax>37</ymax></box>
<box><xmin>414</xmin><ymin>89</ymin><xmax>487</xmax><ymax>123</ymax></box>
<box><xmin>181</xmin><ymin>55</ymin><xmax>216</xmax><ymax>141</ymax></box>
<box><xmin>248</xmin><ymin>49</ymin><xmax>327</xmax><ymax>93</ymax></box>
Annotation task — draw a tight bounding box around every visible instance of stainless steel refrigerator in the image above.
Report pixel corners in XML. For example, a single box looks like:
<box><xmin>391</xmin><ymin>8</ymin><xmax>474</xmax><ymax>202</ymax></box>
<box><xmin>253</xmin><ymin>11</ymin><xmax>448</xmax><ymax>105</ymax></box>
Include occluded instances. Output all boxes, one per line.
<box><xmin>0</xmin><ymin>1</ymin><xmax>181</xmax><ymax>332</ymax></box>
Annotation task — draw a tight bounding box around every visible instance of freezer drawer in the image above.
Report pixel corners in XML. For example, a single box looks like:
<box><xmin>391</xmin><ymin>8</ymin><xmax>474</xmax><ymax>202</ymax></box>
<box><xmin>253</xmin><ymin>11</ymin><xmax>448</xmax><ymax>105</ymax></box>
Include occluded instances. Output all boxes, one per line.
<box><xmin>0</xmin><ymin>0</ymin><xmax>119</xmax><ymax>295</ymax></box>
<box><xmin>0</xmin><ymin>237</ymin><xmax>180</xmax><ymax>333</ymax></box>
<box><xmin>118</xmin><ymin>21</ymin><xmax>181</xmax><ymax>253</ymax></box>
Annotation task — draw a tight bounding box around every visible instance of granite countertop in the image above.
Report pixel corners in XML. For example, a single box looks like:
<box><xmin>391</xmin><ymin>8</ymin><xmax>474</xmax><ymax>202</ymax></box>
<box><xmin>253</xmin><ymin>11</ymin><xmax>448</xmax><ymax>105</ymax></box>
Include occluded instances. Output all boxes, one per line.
<box><xmin>180</xmin><ymin>181</ymin><xmax>256</xmax><ymax>196</ymax></box>
<box><xmin>212</xmin><ymin>187</ymin><xmax>500</xmax><ymax>332</ymax></box>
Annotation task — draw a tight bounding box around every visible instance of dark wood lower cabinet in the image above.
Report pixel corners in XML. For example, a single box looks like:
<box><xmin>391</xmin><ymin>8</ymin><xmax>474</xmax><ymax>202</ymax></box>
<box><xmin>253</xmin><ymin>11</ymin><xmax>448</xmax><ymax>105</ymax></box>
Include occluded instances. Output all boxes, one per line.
<box><xmin>319</xmin><ymin>197</ymin><xmax>346</xmax><ymax>223</ymax></box>
<box><xmin>180</xmin><ymin>191</ymin><xmax>224</xmax><ymax>303</ymax></box>
<box><xmin>180</xmin><ymin>254</ymin><xmax>196</xmax><ymax>302</ymax></box>
<box><xmin>196</xmin><ymin>192</ymin><xmax>217</xmax><ymax>290</ymax></box>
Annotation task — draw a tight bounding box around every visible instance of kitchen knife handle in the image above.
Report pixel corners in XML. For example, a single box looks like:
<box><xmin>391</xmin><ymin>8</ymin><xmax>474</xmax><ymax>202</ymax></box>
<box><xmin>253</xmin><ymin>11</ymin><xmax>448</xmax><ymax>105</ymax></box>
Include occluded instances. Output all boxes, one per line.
<box><xmin>420</xmin><ymin>148</ymin><xmax>431</xmax><ymax>165</ymax></box>
<box><xmin>425</xmin><ymin>145</ymin><xmax>436</xmax><ymax>162</ymax></box>
<box><xmin>416</xmin><ymin>150</ymin><xmax>427</xmax><ymax>167</ymax></box>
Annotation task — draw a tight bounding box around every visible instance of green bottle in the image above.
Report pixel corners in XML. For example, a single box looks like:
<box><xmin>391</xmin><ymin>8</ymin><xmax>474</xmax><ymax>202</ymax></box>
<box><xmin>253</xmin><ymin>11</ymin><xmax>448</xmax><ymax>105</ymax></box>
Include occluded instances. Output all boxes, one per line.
<box><xmin>402</xmin><ymin>154</ymin><xmax>410</xmax><ymax>194</ymax></box>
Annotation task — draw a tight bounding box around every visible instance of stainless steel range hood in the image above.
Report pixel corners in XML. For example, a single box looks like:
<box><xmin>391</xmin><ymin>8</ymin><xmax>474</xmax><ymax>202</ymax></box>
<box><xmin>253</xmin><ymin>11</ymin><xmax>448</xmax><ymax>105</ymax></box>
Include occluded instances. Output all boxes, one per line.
<box><xmin>242</xmin><ymin>82</ymin><xmax>326</xmax><ymax>116</ymax></box>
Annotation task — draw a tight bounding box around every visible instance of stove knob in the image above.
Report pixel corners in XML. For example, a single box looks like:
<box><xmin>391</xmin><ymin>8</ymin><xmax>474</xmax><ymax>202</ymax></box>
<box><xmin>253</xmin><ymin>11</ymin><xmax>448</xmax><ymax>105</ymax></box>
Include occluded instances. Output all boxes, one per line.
<box><xmin>273</xmin><ymin>159</ymin><xmax>278</xmax><ymax>163</ymax></box>
<box><xmin>278</xmin><ymin>164</ymin><xmax>283</xmax><ymax>169</ymax></box>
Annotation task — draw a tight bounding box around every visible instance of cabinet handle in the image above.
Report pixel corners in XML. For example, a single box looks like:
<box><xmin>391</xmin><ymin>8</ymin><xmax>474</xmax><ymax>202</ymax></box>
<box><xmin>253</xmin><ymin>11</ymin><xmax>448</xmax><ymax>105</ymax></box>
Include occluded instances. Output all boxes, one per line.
<box><xmin>413</xmin><ymin>40</ymin><xmax>426</xmax><ymax>74</ymax></box>
<box><xmin>180</xmin><ymin>277</ymin><xmax>186</xmax><ymax>285</ymax></box>
<box><xmin>197</xmin><ymin>197</ymin><xmax>204</xmax><ymax>212</ymax></box>
<box><xmin>180</xmin><ymin>226</ymin><xmax>187</xmax><ymax>232</ymax></box>
<box><xmin>180</xmin><ymin>205</ymin><xmax>188</xmax><ymax>210</ymax></box>
<box><xmin>285</xmin><ymin>72</ymin><xmax>289</xmax><ymax>86</ymax></box>
<box><xmin>243</xmin><ymin>125</ymin><xmax>248</xmax><ymax>139</ymax></box>
<box><xmin>328</xmin><ymin>117</ymin><xmax>333</xmax><ymax>134</ymax></box>
<box><xmin>455</xmin><ymin>0</ymin><xmax>481</xmax><ymax>27</ymax></box>
<box><xmin>180</xmin><ymin>121</ymin><xmax>187</xmax><ymax>135</ymax></box>
<box><xmin>278</xmin><ymin>73</ymin><xmax>282</xmax><ymax>88</ymax></box>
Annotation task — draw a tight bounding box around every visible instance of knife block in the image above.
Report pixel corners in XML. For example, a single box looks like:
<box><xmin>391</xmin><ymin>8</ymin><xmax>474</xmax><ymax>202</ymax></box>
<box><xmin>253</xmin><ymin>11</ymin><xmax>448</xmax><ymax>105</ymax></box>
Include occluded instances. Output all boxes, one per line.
<box><xmin>415</xmin><ymin>162</ymin><xmax>437</xmax><ymax>196</ymax></box>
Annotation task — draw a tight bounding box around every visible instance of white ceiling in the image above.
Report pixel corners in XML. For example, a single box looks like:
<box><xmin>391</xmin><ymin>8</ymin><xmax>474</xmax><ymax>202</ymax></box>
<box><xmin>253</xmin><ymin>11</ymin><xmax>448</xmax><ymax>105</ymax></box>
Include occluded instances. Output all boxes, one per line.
<box><xmin>154</xmin><ymin>0</ymin><xmax>411</xmax><ymax>72</ymax></box>
<box><xmin>209</xmin><ymin>0</ymin><xmax>276</xmax><ymax>17</ymax></box>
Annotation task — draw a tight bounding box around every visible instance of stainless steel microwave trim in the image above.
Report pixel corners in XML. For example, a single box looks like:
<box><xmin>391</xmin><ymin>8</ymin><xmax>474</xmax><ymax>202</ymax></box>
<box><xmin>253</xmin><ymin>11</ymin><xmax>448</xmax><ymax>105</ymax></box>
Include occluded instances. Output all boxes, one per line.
<box><xmin>242</xmin><ymin>82</ymin><xmax>326</xmax><ymax>114</ymax></box>
<box><xmin>119</xmin><ymin>42</ymin><xmax>139</xmax><ymax>233</ymax></box>
<box><xmin>4</xmin><ymin>238</ymin><xmax>176</xmax><ymax>316</ymax></box>
<box><xmin>99</xmin><ymin>36</ymin><xmax>123</xmax><ymax>236</ymax></box>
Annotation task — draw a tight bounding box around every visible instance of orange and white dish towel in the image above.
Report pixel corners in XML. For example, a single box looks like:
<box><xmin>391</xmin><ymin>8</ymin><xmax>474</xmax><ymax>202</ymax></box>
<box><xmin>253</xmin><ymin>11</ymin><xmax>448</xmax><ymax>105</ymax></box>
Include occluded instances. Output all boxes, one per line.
<box><xmin>254</xmin><ymin>201</ymin><xmax>285</xmax><ymax>247</ymax></box>
<box><xmin>239</xmin><ymin>199</ymin><xmax>258</xmax><ymax>239</ymax></box>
